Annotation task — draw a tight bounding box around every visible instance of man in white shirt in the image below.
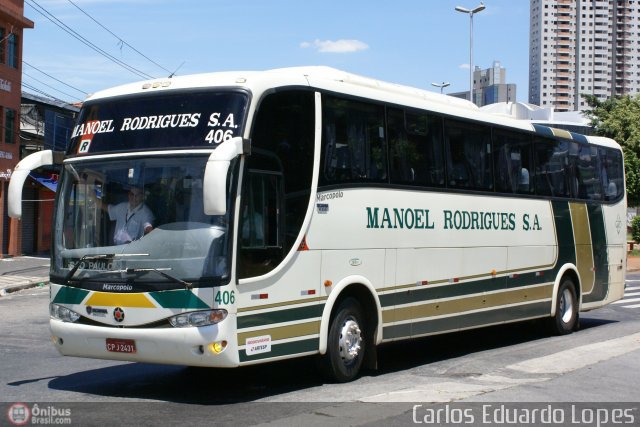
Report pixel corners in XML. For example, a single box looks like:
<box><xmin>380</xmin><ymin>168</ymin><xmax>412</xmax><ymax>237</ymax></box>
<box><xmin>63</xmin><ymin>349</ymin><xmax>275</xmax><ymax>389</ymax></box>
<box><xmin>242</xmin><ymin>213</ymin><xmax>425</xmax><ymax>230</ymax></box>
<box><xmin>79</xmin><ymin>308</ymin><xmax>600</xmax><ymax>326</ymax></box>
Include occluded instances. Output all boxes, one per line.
<box><xmin>108</xmin><ymin>187</ymin><xmax>154</xmax><ymax>245</ymax></box>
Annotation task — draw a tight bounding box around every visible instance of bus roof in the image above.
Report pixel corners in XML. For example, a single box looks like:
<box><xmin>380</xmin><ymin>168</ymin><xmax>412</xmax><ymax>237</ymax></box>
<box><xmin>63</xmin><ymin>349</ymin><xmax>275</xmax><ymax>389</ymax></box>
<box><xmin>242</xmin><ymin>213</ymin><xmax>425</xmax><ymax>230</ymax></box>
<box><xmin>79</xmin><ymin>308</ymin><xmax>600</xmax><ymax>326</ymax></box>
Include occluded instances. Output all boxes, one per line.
<box><xmin>85</xmin><ymin>66</ymin><xmax>621</xmax><ymax>151</ymax></box>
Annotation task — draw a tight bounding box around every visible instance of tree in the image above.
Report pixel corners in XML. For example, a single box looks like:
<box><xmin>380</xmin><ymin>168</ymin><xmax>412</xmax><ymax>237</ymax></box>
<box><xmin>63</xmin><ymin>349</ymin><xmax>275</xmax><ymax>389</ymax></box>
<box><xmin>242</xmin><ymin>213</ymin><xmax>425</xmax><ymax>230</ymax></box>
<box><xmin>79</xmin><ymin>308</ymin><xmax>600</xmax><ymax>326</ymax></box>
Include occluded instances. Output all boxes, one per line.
<box><xmin>625</xmin><ymin>150</ymin><xmax>640</xmax><ymax>207</ymax></box>
<box><xmin>582</xmin><ymin>94</ymin><xmax>640</xmax><ymax>205</ymax></box>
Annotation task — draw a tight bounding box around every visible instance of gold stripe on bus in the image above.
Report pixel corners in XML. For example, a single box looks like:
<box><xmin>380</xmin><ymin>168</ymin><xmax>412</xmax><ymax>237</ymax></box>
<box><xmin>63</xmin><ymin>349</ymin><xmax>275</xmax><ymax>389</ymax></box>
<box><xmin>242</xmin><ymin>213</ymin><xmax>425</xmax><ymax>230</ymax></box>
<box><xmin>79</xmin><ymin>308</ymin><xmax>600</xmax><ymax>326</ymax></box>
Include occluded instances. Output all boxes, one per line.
<box><xmin>385</xmin><ymin>284</ymin><xmax>554</xmax><ymax>323</ymax></box>
<box><xmin>237</xmin><ymin>296</ymin><xmax>326</xmax><ymax>313</ymax></box>
<box><xmin>549</xmin><ymin>128</ymin><xmax>573</xmax><ymax>140</ymax></box>
<box><xmin>569</xmin><ymin>202</ymin><xmax>595</xmax><ymax>294</ymax></box>
<box><xmin>85</xmin><ymin>292</ymin><xmax>156</xmax><ymax>308</ymax></box>
<box><xmin>237</xmin><ymin>320</ymin><xmax>320</xmax><ymax>344</ymax></box>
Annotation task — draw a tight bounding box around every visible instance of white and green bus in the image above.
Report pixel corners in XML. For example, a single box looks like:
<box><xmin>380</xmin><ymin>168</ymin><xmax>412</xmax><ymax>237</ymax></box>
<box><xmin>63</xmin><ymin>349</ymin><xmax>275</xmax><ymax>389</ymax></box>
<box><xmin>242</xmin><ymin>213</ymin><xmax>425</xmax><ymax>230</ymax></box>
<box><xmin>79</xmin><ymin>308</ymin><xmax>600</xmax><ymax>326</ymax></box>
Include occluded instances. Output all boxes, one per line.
<box><xmin>9</xmin><ymin>67</ymin><xmax>626</xmax><ymax>382</ymax></box>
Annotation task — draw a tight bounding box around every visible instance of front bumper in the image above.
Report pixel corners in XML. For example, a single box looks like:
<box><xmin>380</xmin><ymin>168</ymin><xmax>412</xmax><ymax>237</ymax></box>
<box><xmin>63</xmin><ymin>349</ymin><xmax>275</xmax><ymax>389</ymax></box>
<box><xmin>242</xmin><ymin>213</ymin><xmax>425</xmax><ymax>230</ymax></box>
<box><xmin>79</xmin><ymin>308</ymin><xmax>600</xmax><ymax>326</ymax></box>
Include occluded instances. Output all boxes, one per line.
<box><xmin>49</xmin><ymin>314</ymin><xmax>239</xmax><ymax>367</ymax></box>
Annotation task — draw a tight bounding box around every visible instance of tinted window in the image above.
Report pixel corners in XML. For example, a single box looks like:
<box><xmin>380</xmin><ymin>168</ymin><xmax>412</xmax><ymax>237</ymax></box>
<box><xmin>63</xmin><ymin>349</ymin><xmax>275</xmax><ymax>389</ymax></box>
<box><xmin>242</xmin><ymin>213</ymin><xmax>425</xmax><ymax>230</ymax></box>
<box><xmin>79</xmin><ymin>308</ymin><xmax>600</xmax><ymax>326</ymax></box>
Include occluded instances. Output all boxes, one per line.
<box><xmin>240</xmin><ymin>90</ymin><xmax>315</xmax><ymax>278</ymax></box>
<box><xmin>444</xmin><ymin>120</ymin><xmax>493</xmax><ymax>190</ymax></box>
<box><xmin>493</xmin><ymin>130</ymin><xmax>533</xmax><ymax>194</ymax></box>
<box><xmin>388</xmin><ymin>108</ymin><xmax>444</xmax><ymax>187</ymax></box>
<box><xmin>600</xmin><ymin>147</ymin><xmax>624</xmax><ymax>201</ymax></box>
<box><xmin>322</xmin><ymin>96</ymin><xmax>387</xmax><ymax>184</ymax></box>
<box><xmin>534</xmin><ymin>138</ymin><xmax>578</xmax><ymax>198</ymax></box>
<box><xmin>575</xmin><ymin>145</ymin><xmax>601</xmax><ymax>201</ymax></box>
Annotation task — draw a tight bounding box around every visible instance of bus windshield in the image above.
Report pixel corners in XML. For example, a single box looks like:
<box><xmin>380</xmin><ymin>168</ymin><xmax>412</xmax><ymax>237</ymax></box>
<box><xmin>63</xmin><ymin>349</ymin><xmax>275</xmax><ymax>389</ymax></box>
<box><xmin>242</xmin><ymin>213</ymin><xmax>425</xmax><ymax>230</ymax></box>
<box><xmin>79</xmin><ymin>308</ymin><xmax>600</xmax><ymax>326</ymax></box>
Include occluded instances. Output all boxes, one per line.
<box><xmin>51</xmin><ymin>155</ymin><xmax>236</xmax><ymax>291</ymax></box>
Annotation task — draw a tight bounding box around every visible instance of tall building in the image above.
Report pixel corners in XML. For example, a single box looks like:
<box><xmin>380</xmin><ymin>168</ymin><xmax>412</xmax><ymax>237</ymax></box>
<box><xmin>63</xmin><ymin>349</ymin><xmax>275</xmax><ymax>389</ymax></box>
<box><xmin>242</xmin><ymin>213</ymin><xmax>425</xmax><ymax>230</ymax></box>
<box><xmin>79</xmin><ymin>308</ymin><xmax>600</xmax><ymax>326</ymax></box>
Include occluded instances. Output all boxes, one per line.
<box><xmin>0</xmin><ymin>0</ymin><xmax>33</xmax><ymax>255</ymax></box>
<box><xmin>450</xmin><ymin>60</ymin><xmax>516</xmax><ymax>107</ymax></box>
<box><xmin>530</xmin><ymin>0</ymin><xmax>640</xmax><ymax>112</ymax></box>
<box><xmin>472</xmin><ymin>60</ymin><xmax>517</xmax><ymax>106</ymax></box>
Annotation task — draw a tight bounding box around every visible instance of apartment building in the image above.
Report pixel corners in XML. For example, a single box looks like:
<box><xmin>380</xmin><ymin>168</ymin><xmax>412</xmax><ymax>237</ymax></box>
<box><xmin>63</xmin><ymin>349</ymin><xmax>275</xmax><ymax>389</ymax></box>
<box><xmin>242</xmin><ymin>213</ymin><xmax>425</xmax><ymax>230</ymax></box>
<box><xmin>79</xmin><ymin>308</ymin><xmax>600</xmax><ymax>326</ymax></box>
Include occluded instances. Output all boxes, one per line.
<box><xmin>473</xmin><ymin>60</ymin><xmax>517</xmax><ymax>106</ymax></box>
<box><xmin>529</xmin><ymin>0</ymin><xmax>640</xmax><ymax>111</ymax></box>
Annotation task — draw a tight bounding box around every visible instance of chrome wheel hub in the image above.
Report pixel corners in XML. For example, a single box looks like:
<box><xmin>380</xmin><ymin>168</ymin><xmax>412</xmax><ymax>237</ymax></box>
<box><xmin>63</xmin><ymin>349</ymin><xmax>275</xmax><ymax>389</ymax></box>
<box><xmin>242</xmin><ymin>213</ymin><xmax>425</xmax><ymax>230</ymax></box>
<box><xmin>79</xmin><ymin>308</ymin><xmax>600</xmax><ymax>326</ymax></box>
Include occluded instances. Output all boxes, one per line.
<box><xmin>338</xmin><ymin>317</ymin><xmax>362</xmax><ymax>362</ymax></box>
<box><xmin>560</xmin><ymin>288</ymin><xmax>574</xmax><ymax>324</ymax></box>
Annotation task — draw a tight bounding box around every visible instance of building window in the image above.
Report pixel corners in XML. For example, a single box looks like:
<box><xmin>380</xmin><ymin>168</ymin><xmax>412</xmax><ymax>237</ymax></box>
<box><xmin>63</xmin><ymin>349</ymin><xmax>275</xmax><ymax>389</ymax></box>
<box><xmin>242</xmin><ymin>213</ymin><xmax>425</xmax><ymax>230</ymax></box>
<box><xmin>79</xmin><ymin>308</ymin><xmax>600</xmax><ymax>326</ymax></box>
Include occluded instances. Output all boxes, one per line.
<box><xmin>7</xmin><ymin>33</ymin><xmax>18</xmax><ymax>68</ymax></box>
<box><xmin>0</xmin><ymin>28</ymin><xmax>5</xmax><ymax>64</ymax></box>
<box><xmin>5</xmin><ymin>108</ymin><xmax>16</xmax><ymax>144</ymax></box>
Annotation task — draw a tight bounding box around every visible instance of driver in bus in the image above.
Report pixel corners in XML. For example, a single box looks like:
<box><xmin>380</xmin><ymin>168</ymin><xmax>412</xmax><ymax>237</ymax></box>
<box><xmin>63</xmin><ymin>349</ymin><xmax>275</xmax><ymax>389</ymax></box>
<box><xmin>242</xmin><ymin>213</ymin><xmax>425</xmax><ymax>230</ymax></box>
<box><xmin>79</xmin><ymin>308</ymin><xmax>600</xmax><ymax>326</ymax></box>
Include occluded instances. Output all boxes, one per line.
<box><xmin>108</xmin><ymin>186</ymin><xmax>155</xmax><ymax>245</ymax></box>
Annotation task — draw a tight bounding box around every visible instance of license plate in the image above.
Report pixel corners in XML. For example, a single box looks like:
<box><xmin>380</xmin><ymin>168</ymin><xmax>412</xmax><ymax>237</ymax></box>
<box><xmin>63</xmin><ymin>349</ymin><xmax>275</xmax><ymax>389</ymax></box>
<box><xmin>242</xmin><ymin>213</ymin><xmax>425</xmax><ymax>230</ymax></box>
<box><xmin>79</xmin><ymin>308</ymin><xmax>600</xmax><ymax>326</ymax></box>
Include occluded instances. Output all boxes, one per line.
<box><xmin>106</xmin><ymin>338</ymin><xmax>136</xmax><ymax>354</ymax></box>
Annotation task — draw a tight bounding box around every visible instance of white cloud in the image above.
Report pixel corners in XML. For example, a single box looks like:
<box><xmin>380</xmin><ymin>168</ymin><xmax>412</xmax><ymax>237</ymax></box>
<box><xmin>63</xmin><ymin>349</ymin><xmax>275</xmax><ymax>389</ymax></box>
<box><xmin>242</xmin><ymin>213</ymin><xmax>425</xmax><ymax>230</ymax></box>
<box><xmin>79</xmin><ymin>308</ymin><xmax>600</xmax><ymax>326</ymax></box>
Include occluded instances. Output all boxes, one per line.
<box><xmin>300</xmin><ymin>39</ymin><xmax>369</xmax><ymax>53</ymax></box>
<box><xmin>459</xmin><ymin>63</ymin><xmax>470</xmax><ymax>70</ymax></box>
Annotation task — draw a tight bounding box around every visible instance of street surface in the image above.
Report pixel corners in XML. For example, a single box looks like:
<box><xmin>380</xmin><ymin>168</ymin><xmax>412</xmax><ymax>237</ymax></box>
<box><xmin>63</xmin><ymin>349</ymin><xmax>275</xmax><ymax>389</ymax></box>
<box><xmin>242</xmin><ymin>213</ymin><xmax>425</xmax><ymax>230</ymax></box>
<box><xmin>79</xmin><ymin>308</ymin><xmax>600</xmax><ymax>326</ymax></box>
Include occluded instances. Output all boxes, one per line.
<box><xmin>0</xmin><ymin>267</ymin><xmax>639</xmax><ymax>425</ymax></box>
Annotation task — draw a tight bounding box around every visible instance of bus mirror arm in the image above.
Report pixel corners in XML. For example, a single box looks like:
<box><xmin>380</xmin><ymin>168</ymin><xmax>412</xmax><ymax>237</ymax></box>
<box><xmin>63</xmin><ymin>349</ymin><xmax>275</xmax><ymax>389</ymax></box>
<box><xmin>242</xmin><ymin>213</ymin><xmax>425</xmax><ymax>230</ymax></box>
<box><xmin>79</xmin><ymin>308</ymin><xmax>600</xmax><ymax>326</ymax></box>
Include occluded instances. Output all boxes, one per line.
<box><xmin>8</xmin><ymin>150</ymin><xmax>63</xmax><ymax>219</ymax></box>
<box><xmin>203</xmin><ymin>137</ymin><xmax>248</xmax><ymax>216</ymax></box>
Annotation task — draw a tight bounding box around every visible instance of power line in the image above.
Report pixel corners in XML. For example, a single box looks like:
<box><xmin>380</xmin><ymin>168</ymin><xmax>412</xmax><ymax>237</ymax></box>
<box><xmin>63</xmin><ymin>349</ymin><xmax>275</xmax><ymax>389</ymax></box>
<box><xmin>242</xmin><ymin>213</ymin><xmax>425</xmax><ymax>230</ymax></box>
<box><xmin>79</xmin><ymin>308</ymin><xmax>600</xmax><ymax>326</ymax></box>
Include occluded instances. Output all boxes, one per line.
<box><xmin>23</xmin><ymin>73</ymin><xmax>84</xmax><ymax>103</ymax></box>
<box><xmin>21</xmin><ymin>83</ymin><xmax>77</xmax><ymax>107</ymax></box>
<box><xmin>66</xmin><ymin>0</ymin><xmax>173</xmax><ymax>75</ymax></box>
<box><xmin>23</xmin><ymin>61</ymin><xmax>88</xmax><ymax>96</ymax></box>
<box><xmin>25</xmin><ymin>0</ymin><xmax>155</xmax><ymax>80</ymax></box>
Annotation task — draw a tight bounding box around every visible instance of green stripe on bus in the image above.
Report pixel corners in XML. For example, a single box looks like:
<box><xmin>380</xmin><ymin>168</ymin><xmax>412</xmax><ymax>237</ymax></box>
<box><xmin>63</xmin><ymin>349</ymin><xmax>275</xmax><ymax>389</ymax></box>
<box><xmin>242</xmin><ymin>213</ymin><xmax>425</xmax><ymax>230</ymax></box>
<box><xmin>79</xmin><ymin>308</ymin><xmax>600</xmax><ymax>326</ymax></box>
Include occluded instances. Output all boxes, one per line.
<box><xmin>237</xmin><ymin>304</ymin><xmax>324</xmax><ymax>329</ymax></box>
<box><xmin>383</xmin><ymin>301</ymin><xmax>550</xmax><ymax>340</ymax></box>
<box><xmin>239</xmin><ymin>337</ymin><xmax>319</xmax><ymax>362</ymax></box>
<box><xmin>552</xmin><ymin>200</ymin><xmax>576</xmax><ymax>272</ymax></box>
<box><xmin>584</xmin><ymin>204</ymin><xmax>610</xmax><ymax>303</ymax></box>
<box><xmin>148</xmin><ymin>290</ymin><xmax>209</xmax><ymax>309</ymax></box>
<box><xmin>52</xmin><ymin>286</ymin><xmax>90</xmax><ymax>305</ymax></box>
<box><xmin>381</xmin><ymin>273</ymin><xmax>551</xmax><ymax>308</ymax></box>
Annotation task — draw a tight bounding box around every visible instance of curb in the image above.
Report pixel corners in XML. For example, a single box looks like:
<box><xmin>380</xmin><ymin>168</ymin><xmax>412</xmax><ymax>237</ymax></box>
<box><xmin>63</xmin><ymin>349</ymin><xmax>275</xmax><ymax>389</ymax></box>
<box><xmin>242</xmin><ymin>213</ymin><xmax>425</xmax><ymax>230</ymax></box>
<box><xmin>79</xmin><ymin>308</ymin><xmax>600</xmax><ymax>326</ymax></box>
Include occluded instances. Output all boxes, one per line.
<box><xmin>0</xmin><ymin>280</ymin><xmax>48</xmax><ymax>297</ymax></box>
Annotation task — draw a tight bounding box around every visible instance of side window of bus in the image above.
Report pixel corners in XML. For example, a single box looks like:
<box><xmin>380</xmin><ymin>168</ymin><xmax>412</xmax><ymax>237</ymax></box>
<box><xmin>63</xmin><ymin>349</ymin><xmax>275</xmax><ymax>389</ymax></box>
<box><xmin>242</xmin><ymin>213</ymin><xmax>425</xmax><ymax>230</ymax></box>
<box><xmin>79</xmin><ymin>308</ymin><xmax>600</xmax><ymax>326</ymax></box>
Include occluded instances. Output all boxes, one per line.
<box><xmin>238</xmin><ymin>151</ymin><xmax>284</xmax><ymax>278</ymax></box>
<box><xmin>492</xmin><ymin>130</ymin><xmax>533</xmax><ymax>194</ymax></box>
<box><xmin>600</xmin><ymin>147</ymin><xmax>624</xmax><ymax>201</ymax></box>
<box><xmin>388</xmin><ymin>108</ymin><xmax>445</xmax><ymax>187</ymax></box>
<box><xmin>534</xmin><ymin>138</ymin><xmax>575</xmax><ymax>198</ymax></box>
<box><xmin>575</xmin><ymin>145</ymin><xmax>602</xmax><ymax>201</ymax></box>
<box><xmin>322</xmin><ymin>96</ymin><xmax>387</xmax><ymax>184</ymax></box>
<box><xmin>444</xmin><ymin>120</ymin><xmax>492</xmax><ymax>190</ymax></box>
<box><xmin>240</xmin><ymin>90</ymin><xmax>315</xmax><ymax>279</ymax></box>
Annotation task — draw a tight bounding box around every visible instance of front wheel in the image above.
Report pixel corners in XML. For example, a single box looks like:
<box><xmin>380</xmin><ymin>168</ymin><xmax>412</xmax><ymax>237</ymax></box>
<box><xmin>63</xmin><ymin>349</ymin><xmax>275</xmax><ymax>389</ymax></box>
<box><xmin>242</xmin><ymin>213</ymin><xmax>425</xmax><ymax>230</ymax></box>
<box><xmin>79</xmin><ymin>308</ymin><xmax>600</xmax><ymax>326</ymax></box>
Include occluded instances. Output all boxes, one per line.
<box><xmin>320</xmin><ymin>297</ymin><xmax>366</xmax><ymax>383</ymax></box>
<box><xmin>547</xmin><ymin>277</ymin><xmax>579</xmax><ymax>335</ymax></box>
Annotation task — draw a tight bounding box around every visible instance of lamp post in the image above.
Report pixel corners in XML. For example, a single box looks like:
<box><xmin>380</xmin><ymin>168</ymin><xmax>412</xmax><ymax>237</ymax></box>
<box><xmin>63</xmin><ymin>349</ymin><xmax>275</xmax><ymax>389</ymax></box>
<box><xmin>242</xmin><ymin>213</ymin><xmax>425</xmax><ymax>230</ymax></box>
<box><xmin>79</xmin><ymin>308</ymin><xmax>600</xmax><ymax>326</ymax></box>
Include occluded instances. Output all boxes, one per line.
<box><xmin>431</xmin><ymin>82</ymin><xmax>450</xmax><ymax>94</ymax></box>
<box><xmin>455</xmin><ymin>2</ymin><xmax>485</xmax><ymax>103</ymax></box>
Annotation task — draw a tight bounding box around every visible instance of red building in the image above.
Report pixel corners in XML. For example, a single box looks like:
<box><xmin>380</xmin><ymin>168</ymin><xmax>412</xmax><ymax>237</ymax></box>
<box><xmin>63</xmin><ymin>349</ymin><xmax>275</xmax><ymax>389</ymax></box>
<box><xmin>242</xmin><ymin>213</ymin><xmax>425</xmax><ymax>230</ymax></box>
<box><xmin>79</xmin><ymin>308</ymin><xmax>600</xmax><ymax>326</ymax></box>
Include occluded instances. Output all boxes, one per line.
<box><xmin>0</xmin><ymin>0</ymin><xmax>32</xmax><ymax>256</ymax></box>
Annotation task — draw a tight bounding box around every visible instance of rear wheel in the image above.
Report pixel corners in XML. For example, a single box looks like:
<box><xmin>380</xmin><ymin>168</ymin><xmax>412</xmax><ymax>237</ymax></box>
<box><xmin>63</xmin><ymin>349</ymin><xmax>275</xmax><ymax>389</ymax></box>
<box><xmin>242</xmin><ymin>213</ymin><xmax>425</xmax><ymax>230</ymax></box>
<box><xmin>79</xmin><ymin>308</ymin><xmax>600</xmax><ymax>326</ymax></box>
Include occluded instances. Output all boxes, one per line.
<box><xmin>548</xmin><ymin>277</ymin><xmax>579</xmax><ymax>335</ymax></box>
<box><xmin>320</xmin><ymin>297</ymin><xmax>366</xmax><ymax>383</ymax></box>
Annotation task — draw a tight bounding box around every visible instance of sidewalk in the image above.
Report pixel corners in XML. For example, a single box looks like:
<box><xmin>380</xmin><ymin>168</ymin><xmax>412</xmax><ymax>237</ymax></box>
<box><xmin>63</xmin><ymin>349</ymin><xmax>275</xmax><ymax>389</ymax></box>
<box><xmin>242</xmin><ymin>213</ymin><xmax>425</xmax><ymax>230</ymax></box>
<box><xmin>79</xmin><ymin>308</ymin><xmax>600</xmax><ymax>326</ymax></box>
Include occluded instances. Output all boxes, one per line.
<box><xmin>0</xmin><ymin>256</ymin><xmax>49</xmax><ymax>296</ymax></box>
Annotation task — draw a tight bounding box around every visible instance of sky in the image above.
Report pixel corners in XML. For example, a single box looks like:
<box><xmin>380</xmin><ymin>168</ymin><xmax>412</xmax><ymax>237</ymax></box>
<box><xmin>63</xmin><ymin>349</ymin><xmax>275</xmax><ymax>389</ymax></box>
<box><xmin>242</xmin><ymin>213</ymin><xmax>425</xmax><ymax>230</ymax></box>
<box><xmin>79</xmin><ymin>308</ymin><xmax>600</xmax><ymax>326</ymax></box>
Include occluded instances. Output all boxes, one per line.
<box><xmin>22</xmin><ymin>0</ymin><xmax>531</xmax><ymax>104</ymax></box>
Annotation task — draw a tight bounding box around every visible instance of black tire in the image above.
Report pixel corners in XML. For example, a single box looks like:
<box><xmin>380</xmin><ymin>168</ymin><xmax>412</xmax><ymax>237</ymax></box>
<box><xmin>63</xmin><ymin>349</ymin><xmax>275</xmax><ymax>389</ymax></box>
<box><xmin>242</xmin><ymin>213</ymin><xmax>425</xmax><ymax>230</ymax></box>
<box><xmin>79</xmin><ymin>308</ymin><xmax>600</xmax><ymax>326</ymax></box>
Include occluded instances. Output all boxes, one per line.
<box><xmin>320</xmin><ymin>297</ymin><xmax>366</xmax><ymax>383</ymax></box>
<box><xmin>547</xmin><ymin>277</ymin><xmax>579</xmax><ymax>335</ymax></box>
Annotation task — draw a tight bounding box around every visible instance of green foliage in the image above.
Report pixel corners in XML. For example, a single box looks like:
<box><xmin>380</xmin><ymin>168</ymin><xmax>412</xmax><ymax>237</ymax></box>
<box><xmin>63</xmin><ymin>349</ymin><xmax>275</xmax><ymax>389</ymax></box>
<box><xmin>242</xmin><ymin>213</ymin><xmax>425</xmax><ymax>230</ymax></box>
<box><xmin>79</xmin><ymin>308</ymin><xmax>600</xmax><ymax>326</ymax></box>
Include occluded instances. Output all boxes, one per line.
<box><xmin>625</xmin><ymin>149</ymin><xmax>640</xmax><ymax>207</ymax></box>
<box><xmin>632</xmin><ymin>215</ymin><xmax>640</xmax><ymax>243</ymax></box>
<box><xmin>582</xmin><ymin>94</ymin><xmax>640</xmax><ymax>151</ymax></box>
<box><xmin>582</xmin><ymin>94</ymin><xmax>640</xmax><ymax>205</ymax></box>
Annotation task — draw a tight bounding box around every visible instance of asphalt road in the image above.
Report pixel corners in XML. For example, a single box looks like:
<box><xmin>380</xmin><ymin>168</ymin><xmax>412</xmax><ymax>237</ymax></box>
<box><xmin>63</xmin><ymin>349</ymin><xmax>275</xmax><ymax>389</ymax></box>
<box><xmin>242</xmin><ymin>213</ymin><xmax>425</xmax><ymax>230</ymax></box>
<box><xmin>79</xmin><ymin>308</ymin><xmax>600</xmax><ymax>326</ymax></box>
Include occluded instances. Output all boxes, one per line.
<box><xmin>0</xmin><ymin>274</ymin><xmax>639</xmax><ymax>426</ymax></box>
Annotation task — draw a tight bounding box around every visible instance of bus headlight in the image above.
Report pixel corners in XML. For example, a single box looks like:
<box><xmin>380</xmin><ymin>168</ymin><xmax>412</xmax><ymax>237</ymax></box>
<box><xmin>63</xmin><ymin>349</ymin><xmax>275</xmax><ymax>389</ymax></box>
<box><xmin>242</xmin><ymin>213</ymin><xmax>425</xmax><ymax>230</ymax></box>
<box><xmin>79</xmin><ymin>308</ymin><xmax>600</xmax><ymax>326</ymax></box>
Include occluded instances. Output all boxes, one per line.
<box><xmin>50</xmin><ymin>303</ymin><xmax>81</xmax><ymax>323</ymax></box>
<box><xmin>169</xmin><ymin>309</ymin><xmax>227</xmax><ymax>328</ymax></box>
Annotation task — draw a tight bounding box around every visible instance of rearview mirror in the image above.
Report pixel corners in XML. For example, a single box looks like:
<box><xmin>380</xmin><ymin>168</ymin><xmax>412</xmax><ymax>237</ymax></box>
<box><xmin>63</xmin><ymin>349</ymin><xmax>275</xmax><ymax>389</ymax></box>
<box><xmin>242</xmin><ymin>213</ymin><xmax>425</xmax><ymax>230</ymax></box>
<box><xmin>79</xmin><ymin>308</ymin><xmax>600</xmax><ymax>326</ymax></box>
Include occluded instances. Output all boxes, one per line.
<box><xmin>8</xmin><ymin>150</ymin><xmax>62</xmax><ymax>219</ymax></box>
<box><xmin>203</xmin><ymin>137</ymin><xmax>248</xmax><ymax>215</ymax></box>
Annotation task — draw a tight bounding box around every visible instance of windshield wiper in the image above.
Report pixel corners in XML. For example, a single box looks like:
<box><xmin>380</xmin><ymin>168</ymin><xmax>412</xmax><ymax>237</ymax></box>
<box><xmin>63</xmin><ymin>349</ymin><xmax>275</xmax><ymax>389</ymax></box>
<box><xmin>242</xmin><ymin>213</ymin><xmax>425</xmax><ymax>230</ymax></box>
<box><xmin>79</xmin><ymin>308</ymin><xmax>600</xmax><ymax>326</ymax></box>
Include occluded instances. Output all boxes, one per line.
<box><xmin>65</xmin><ymin>254</ymin><xmax>115</xmax><ymax>284</ymax></box>
<box><xmin>126</xmin><ymin>268</ymin><xmax>193</xmax><ymax>290</ymax></box>
<box><xmin>76</xmin><ymin>266</ymin><xmax>193</xmax><ymax>290</ymax></box>
<box><xmin>64</xmin><ymin>253</ymin><xmax>149</xmax><ymax>284</ymax></box>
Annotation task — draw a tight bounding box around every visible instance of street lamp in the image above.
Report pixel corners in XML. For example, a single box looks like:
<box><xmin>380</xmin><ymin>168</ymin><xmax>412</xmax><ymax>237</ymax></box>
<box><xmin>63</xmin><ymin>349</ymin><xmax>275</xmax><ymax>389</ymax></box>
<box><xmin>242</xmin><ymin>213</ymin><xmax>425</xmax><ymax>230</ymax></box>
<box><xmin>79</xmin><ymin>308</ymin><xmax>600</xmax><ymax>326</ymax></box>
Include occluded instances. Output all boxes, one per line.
<box><xmin>431</xmin><ymin>82</ymin><xmax>450</xmax><ymax>94</ymax></box>
<box><xmin>455</xmin><ymin>2</ymin><xmax>485</xmax><ymax>103</ymax></box>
